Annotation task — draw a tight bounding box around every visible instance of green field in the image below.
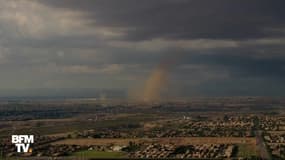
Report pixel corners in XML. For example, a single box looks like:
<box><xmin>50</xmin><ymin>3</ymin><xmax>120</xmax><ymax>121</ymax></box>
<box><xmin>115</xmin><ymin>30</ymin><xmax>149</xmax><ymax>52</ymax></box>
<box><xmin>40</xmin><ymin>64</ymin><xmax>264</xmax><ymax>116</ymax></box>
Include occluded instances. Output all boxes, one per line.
<box><xmin>237</xmin><ymin>144</ymin><xmax>257</xmax><ymax>158</ymax></box>
<box><xmin>72</xmin><ymin>150</ymin><xmax>127</xmax><ymax>158</ymax></box>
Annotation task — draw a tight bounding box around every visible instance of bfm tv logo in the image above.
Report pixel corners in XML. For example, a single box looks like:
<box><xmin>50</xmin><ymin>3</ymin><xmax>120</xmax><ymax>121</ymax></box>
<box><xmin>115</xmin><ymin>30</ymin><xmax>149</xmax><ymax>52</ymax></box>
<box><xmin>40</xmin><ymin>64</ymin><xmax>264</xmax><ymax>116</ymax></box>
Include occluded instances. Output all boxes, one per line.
<box><xmin>11</xmin><ymin>135</ymin><xmax>34</xmax><ymax>153</ymax></box>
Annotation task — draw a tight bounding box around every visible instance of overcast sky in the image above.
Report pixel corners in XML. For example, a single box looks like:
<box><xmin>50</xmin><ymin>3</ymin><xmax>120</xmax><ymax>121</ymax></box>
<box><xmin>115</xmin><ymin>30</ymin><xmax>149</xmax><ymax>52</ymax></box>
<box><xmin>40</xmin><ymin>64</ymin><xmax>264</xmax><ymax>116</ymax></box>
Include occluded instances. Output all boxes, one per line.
<box><xmin>0</xmin><ymin>0</ymin><xmax>285</xmax><ymax>97</ymax></box>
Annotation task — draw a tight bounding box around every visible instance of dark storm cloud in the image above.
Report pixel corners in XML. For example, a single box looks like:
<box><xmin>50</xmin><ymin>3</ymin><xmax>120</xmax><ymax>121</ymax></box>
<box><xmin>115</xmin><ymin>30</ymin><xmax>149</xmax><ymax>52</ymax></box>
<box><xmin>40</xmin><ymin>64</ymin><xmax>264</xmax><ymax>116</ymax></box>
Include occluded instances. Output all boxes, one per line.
<box><xmin>1</xmin><ymin>0</ymin><xmax>285</xmax><ymax>97</ymax></box>
<box><xmin>2</xmin><ymin>35</ymin><xmax>108</xmax><ymax>49</ymax></box>
<box><xmin>39</xmin><ymin>0</ymin><xmax>285</xmax><ymax>40</ymax></box>
<box><xmin>170</xmin><ymin>52</ymin><xmax>285</xmax><ymax>97</ymax></box>
<box><xmin>185</xmin><ymin>53</ymin><xmax>285</xmax><ymax>78</ymax></box>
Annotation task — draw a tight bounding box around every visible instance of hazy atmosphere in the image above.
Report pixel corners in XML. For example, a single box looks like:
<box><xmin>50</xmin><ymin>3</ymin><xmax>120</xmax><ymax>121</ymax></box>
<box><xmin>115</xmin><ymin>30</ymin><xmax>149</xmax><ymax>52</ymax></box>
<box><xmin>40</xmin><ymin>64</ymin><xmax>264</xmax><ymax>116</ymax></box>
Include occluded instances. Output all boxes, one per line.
<box><xmin>1</xmin><ymin>0</ymin><xmax>285</xmax><ymax>98</ymax></box>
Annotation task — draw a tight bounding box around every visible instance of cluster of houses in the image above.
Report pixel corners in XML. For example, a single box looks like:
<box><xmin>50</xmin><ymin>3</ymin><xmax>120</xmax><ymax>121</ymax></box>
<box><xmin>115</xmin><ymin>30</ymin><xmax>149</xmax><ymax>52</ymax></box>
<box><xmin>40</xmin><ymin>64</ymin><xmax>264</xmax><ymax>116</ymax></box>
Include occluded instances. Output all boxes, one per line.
<box><xmin>264</xmin><ymin>133</ymin><xmax>285</xmax><ymax>143</ymax></box>
<box><xmin>264</xmin><ymin>132</ymin><xmax>285</xmax><ymax>159</ymax></box>
<box><xmin>261</xmin><ymin>116</ymin><xmax>285</xmax><ymax>159</ymax></box>
<box><xmin>6</xmin><ymin>115</ymin><xmax>285</xmax><ymax>159</ymax></box>
<box><xmin>268</xmin><ymin>144</ymin><xmax>285</xmax><ymax>159</ymax></box>
<box><xmin>259</xmin><ymin>116</ymin><xmax>285</xmax><ymax>131</ymax></box>
<box><xmin>142</xmin><ymin>116</ymin><xmax>255</xmax><ymax>138</ymax></box>
<box><xmin>129</xmin><ymin>143</ymin><xmax>235</xmax><ymax>159</ymax></box>
<box><xmin>34</xmin><ymin>144</ymin><xmax>82</xmax><ymax>157</ymax></box>
<box><xmin>52</xmin><ymin>116</ymin><xmax>258</xmax><ymax>140</ymax></box>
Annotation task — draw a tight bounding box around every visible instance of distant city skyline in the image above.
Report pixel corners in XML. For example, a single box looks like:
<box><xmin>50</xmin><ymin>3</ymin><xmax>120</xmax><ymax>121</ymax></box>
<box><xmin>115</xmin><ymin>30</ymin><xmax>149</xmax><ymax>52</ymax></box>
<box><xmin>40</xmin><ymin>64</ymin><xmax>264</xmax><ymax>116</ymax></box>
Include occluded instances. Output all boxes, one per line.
<box><xmin>0</xmin><ymin>0</ymin><xmax>285</xmax><ymax>98</ymax></box>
